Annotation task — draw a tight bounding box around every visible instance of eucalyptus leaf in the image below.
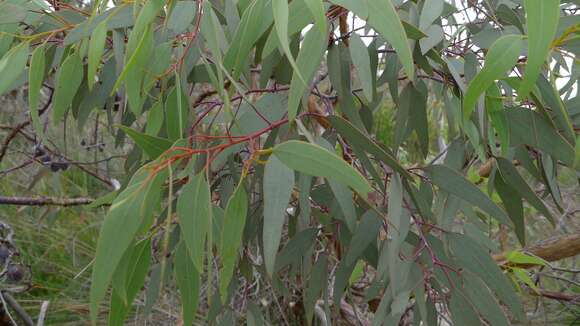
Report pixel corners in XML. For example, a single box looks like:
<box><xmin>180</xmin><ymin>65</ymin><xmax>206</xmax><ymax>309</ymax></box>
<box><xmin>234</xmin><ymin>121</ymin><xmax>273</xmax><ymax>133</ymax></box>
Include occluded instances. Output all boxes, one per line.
<box><xmin>463</xmin><ymin>35</ymin><xmax>522</xmax><ymax>119</ymax></box>
<box><xmin>349</xmin><ymin>33</ymin><xmax>374</xmax><ymax>100</ymax></box>
<box><xmin>0</xmin><ymin>41</ymin><xmax>28</xmax><ymax>96</ymax></box>
<box><xmin>273</xmin><ymin>141</ymin><xmax>373</xmax><ymax>198</ymax></box>
<box><xmin>88</xmin><ymin>20</ymin><xmax>107</xmax><ymax>90</ymax></box>
<box><xmin>53</xmin><ymin>51</ymin><xmax>84</xmax><ymax>121</ymax></box>
<box><xmin>496</xmin><ymin>157</ymin><xmax>555</xmax><ymax>225</ymax></box>
<box><xmin>177</xmin><ymin>172</ymin><xmax>212</xmax><ymax>272</ymax></box>
<box><xmin>174</xmin><ymin>241</ymin><xmax>200</xmax><ymax>326</ymax></box>
<box><xmin>287</xmin><ymin>24</ymin><xmax>327</xmax><ymax>121</ymax></box>
<box><xmin>424</xmin><ymin>165</ymin><xmax>512</xmax><ymax>226</ymax></box>
<box><xmin>367</xmin><ymin>0</ymin><xmax>415</xmax><ymax>78</ymax></box>
<box><xmin>90</xmin><ymin>166</ymin><xmax>165</xmax><ymax>322</ymax></box>
<box><xmin>29</xmin><ymin>45</ymin><xmax>45</xmax><ymax>140</ymax></box>
<box><xmin>519</xmin><ymin>0</ymin><xmax>560</xmax><ymax>96</ymax></box>
<box><xmin>263</xmin><ymin>155</ymin><xmax>294</xmax><ymax>276</ymax></box>
<box><xmin>118</xmin><ymin>126</ymin><xmax>173</xmax><ymax>160</ymax></box>
<box><xmin>448</xmin><ymin>233</ymin><xmax>525</xmax><ymax>321</ymax></box>
<box><xmin>219</xmin><ymin>185</ymin><xmax>248</xmax><ymax>299</ymax></box>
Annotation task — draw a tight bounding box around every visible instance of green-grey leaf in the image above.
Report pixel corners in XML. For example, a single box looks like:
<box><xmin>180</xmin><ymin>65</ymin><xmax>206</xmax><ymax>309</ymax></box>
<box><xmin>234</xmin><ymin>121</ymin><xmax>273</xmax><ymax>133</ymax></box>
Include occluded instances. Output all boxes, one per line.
<box><xmin>29</xmin><ymin>45</ymin><xmax>45</xmax><ymax>141</ymax></box>
<box><xmin>165</xmin><ymin>86</ymin><xmax>189</xmax><ymax>141</ymax></box>
<box><xmin>575</xmin><ymin>136</ymin><xmax>580</xmax><ymax>171</ymax></box>
<box><xmin>219</xmin><ymin>185</ymin><xmax>248</xmax><ymax>300</ymax></box>
<box><xmin>419</xmin><ymin>24</ymin><xmax>444</xmax><ymax>55</ymax></box>
<box><xmin>53</xmin><ymin>51</ymin><xmax>84</xmax><ymax>122</ymax></box>
<box><xmin>494</xmin><ymin>175</ymin><xmax>526</xmax><ymax>245</ymax></box>
<box><xmin>303</xmin><ymin>0</ymin><xmax>326</xmax><ymax>33</ymax></box>
<box><xmin>88</xmin><ymin>20</ymin><xmax>107</xmax><ymax>90</ymax></box>
<box><xmin>328</xmin><ymin>116</ymin><xmax>412</xmax><ymax>179</ymax></box>
<box><xmin>0</xmin><ymin>41</ymin><xmax>28</xmax><ymax>96</ymax></box>
<box><xmin>0</xmin><ymin>24</ymin><xmax>18</xmax><ymax>58</ymax></box>
<box><xmin>110</xmin><ymin>24</ymin><xmax>152</xmax><ymax>101</ymax></box>
<box><xmin>496</xmin><ymin>157</ymin><xmax>555</xmax><ymax>225</ymax></box>
<box><xmin>304</xmin><ymin>254</ymin><xmax>327</xmax><ymax>325</ymax></box>
<box><xmin>449</xmin><ymin>292</ymin><xmax>481</xmax><ymax>325</ymax></box>
<box><xmin>519</xmin><ymin>0</ymin><xmax>560</xmax><ymax>97</ymax></box>
<box><xmin>127</xmin><ymin>0</ymin><xmax>164</xmax><ymax>55</ymax></box>
<box><xmin>261</xmin><ymin>0</ymin><xmax>318</xmax><ymax>58</ymax></box>
<box><xmin>64</xmin><ymin>5</ymin><xmax>134</xmax><ymax>45</ymax></box>
<box><xmin>349</xmin><ymin>33</ymin><xmax>373</xmax><ymax>100</ymax></box>
<box><xmin>419</xmin><ymin>0</ymin><xmax>443</xmax><ymax>30</ymax></box>
<box><xmin>167</xmin><ymin>1</ymin><xmax>197</xmax><ymax>34</ymax></box>
<box><xmin>145</xmin><ymin>100</ymin><xmax>164</xmax><ymax>136</ymax></box>
<box><xmin>463</xmin><ymin>274</ymin><xmax>511</xmax><ymax>326</ymax></box>
<box><xmin>287</xmin><ymin>23</ymin><xmax>327</xmax><ymax>121</ymax></box>
<box><xmin>174</xmin><ymin>241</ymin><xmax>200</xmax><ymax>326</ymax></box>
<box><xmin>485</xmin><ymin>84</ymin><xmax>510</xmax><ymax>155</ymax></box>
<box><xmin>90</xmin><ymin>166</ymin><xmax>165</xmax><ymax>323</ymax></box>
<box><xmin>424</xmin><ymin>165</ymin><xmax>512</xmax><ymax>226</ymax></box>
<box><xmin>463</xmin><ymin>35</ymin><xmax>522</xmax><ymax>119</ymax></box>
<box><xmin>177</xmin><ymin>172</ymin><xmax>212</xmax><ymax>272</ymax></box>
<box><xmin>534</xmin><ymin>75</ymin><xmax>575</xmax><ymax>144</ymax></box>
<box><xmin>506</xmin><ymin>107</ymin><xmax>575</xmax><ymax>166</ymax></box>
<box><xmin>388</xmin><ymin>174</ymin><xmax>407</xmax><ymax>248</ymax></box>
<box><xmin>118</xmin><ymin>126</ymin><xmax>172</xmax><ymax>160</ymax></box>
<box><xmin>108</xmin><ymin>240</ymin><xmax>152</xmax><ymax>326</ymax></box>
<box><xmin>367</xmin><ymin>0</ymin><xmax>415</xmax><ymax>78</ymax></box>
<box><xmin>0</xmin><ymin>3</ymin><xmax>27</xmax><ymax>24</ymax></box>
<box><xmin>111</xmin><ymin>246</ymin><xmax>133</xmax><ymax>305</ymax></box>
<box><xmin>344</xmin><ymin>210</ymin><xmax>382</xmax><ymax>266</ymax></box>
<box><xmin>316</xmin><ymin>137</ymin><xmax>357</xmax><ymax>231</ymax></box>
<box><xmin>223</xmin><ymin>0</ymin><xmax>268</xmax><ymax>79</ymax></box>
<box><xmin>263</xmin><ymin>155</ymin><xmax>294</xmax><ymax>276</ymax></box>
<box><xmin>328</xmin><ymin>179</ymin><xmax>357</xmax><ymax>231</ymax></box>
<box><xmin>275</xmin><ymin>228</ymin><xmax>318</xmax><ymax>271</ymax></box>
<box><xmin>448</xmin><ymin>234</ymin><xmax>525</xmax><ymax>321</ymax></box>
<box><xmin>272</xmin><ymin>0</ymin><xmax>304</xmax><ymax>84</ymax></box>
<box><xmin>273</xmin><ymin>140</ymin><xmax>373</xmax><ymax>198</ymax></box>
<box><xmin>124</xmin><ymin>241</ymin><xmax>152</xmax><ymax>306</ymax></box>
<box><xmin>402</xmin><ymin>21</ymin><xmax>429</xmax><ymax>40</ymax></box>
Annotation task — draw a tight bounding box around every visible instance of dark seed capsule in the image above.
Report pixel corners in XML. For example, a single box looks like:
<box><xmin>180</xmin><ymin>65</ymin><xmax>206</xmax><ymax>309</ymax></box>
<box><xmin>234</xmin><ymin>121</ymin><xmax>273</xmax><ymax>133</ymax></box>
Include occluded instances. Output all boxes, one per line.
<box><xmin>34</xmin><ymin>146</ymin><xmax>45</xmax><ymax>158</ymax></box>
<box><xmin>50</xmin><ymin>162</ymin><xmax>68</xmax><ymax>172</ymax></box>
<box><xmin>50</xmin><ymin>162</ymin><xmax>60</xmax><ymax>172</ymax></box>
<box><xmin>6</xmin><ymin>264</ymin><xmax>23</xmax><ymax>282</ymax></box>
<box><xmin>59</xmin><ymin>162</ymin><xmax>69</xmax><ymax>171</ymax></box>
<box><xmin>0</xmin><ymin>246</ymin><xmax>10</xmax><ymax>265</ymax></box>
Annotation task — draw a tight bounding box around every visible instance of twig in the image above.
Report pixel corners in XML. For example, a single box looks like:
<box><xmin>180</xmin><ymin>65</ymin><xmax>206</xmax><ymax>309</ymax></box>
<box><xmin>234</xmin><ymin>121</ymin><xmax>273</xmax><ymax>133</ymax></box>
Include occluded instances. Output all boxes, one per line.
<box><xmin>314</xmin><ymin>300</ymin><xmax>329</xmax><ymax>326</ymax></box>
<box><xmin>532</xmin><ymin>290</ymin><xmax>580</xmax><ymax>305</ymax></box>
<box><xmin>64</xmin><ymin>155</ymin><xmax>126</xmax><ymax>165</ymax></box>
<box><xmin>2</xmin><ymin>291</ymin><xmax>34</xmax><ymax>326</ymax></box>
<box><xmin>539</xmin><ymin>272</ymin><xmax>580</xmax><ymax>288</ymax></box>
<box><xmin>0</xmin><ymin>87</ymin><xmax>53</xmax><ymax>164</ymax></box>
<box><xmin>0</xmin><ymin>121</ymin><xmax>30</xmax><ymax>164</ymax></box>
<box><xmin>494</xmin><ymin>233</ymin><xmax>580</xmax><ymax>267</ymax></box>
<box><xmin>36</xmin><ymin>301</ymin><xmax>49</xmax><ymax>326</ymax></box>
<box><xmin>269</xmin><ymin>282</ymin><xmax>290</xmax><ymax>326</ymax></box>
<box><xmin>550</xmin><ymin>266</ymin><xmax>580</xmax><ymax>274</ymax></box>
<box><xmin>0</xmin><ymin>123</ymin><xmax>117</xmax><ymax>189</ymax></box>
<box><xmin>0</xmin><ymin>160</ymin><xmax>34</xmax><ymax>175</ymax></box>
<box><xmin>0</xmin><ymin>196</ymin><xmax>93</xmax><ymax>206</ymax></box>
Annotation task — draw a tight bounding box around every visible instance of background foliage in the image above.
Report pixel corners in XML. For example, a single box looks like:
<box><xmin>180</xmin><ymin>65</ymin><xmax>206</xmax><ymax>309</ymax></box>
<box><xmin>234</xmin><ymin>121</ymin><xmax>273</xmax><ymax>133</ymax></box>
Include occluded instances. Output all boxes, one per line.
<box><xmin>0</xmin><ymin>0</ymin><xmax>579</xmax><ymax>324</ymax></box>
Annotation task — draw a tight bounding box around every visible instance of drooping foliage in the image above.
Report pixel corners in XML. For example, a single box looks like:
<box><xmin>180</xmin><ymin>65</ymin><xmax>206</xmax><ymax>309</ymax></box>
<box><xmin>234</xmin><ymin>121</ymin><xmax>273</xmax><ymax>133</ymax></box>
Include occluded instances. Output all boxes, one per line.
<box><xmin>0</xmin><ymin>0</ymin><xmax>578</xmax><ymax>324</ymax></box>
